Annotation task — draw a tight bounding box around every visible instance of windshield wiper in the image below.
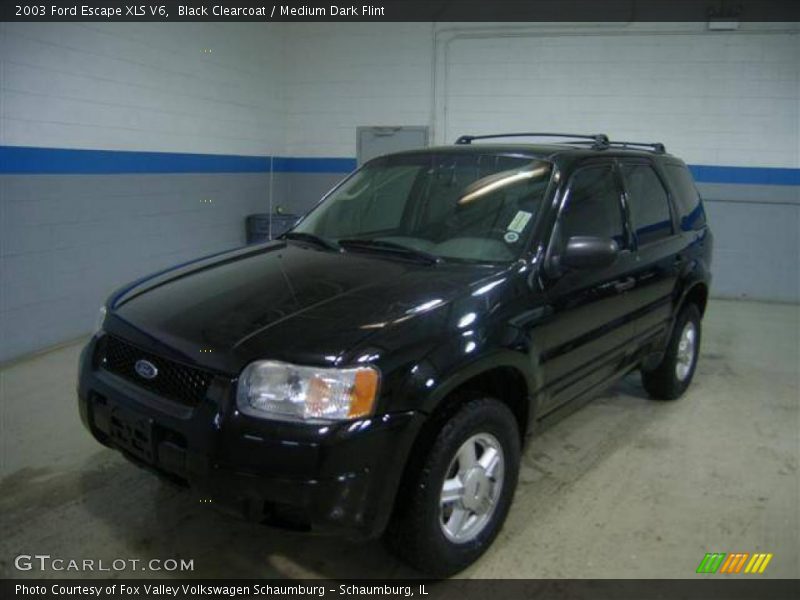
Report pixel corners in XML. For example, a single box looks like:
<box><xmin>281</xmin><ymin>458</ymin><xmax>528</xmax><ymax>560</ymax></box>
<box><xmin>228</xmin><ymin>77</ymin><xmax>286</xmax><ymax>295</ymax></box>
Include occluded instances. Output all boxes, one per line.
<box><xmin>337</xmin><ymin>238</ymin><xmax>442</xmax><ymax>265</ymax></box>
<box><xmin>281</xmin><ymin>231</ymin><xmax>341</xmax><ymax>252</ymax></box>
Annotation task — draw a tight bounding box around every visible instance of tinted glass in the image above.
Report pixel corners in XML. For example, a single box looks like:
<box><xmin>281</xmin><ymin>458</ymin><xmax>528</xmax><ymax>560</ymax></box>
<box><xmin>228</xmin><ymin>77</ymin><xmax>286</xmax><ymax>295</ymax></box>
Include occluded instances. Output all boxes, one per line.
<box><xmin>295</xmin><ymin>153</ymin><xmax>553</xmax><ymax>263</ymax></box>
<box><xmin>621</xmin><ymin>164</ymin><xmax>673</xmax><ymax>245</ymax></box>
<box><xmin>561</xmin><ymin>166</ymin><xmax>626</xmax><ymax>248</ymax></box>
<box><xmin>312</xmin><ymin>165</ymin><xmax>418</xmax><ymax>237</ymax></box>
<box><xmin>664</xmin><ymin>163</ymin><xmax>707</xmax><ymax>231</ymax></box>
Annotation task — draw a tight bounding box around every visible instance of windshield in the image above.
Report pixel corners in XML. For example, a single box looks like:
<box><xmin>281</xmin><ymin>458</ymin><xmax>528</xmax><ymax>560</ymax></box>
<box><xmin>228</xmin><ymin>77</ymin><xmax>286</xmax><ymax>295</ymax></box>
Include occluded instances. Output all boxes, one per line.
<box><xmin>292</xmin><ymin>152</ymin><xmax>553</xmax><ymax>263</ymax></box>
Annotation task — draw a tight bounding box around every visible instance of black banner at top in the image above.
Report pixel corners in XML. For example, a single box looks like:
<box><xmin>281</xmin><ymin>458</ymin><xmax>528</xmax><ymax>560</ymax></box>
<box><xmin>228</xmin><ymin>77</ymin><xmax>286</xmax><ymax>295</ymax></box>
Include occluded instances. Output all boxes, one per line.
<box><xmin>2</xmin><ymin>0</ymin><xmax>800</xmax><ymax>22</ymax></box>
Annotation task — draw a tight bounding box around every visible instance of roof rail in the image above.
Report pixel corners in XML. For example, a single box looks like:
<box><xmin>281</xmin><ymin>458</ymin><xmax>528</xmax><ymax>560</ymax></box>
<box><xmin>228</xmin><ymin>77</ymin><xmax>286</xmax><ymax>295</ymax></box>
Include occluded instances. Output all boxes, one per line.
<box><xmin>455</xmin><ymin>132</ymin><xmax>610</xmax><ymax>148</ymax></box>
<box><xmin>610</xmin><ymin>140</ymin><xmax>666</xmax><ymax>154</ymax></box>
<box><xmin>564</xmin><ymin>140</ymin><xmax>667</xmax><ymax>154</ymax></box>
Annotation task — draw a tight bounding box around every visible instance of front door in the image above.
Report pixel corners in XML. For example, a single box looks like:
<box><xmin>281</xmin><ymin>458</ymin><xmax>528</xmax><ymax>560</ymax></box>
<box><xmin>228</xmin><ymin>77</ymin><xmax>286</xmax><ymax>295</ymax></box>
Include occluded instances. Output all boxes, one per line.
<box><xmin>533</xmin><ymin>162</ymin><xmax>641</xmax><ymax>415</ymax></box>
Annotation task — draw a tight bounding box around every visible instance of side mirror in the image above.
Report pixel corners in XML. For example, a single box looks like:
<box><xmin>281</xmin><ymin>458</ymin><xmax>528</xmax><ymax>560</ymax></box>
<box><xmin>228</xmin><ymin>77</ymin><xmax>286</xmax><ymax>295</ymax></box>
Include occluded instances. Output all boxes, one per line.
<box><xmin>560</xmin><ymin>236</ymin><xmax>619</xmax><ymax>270</ymax></box>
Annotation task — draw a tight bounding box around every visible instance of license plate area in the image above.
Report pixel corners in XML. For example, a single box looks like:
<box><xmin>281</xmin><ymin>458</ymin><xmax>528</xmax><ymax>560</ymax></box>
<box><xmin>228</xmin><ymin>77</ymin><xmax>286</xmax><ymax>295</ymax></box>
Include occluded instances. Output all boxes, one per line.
<box><xmin>94</xmin><ymin>398</ymin><xmax>156</xmax><ymax>464</ymax></box>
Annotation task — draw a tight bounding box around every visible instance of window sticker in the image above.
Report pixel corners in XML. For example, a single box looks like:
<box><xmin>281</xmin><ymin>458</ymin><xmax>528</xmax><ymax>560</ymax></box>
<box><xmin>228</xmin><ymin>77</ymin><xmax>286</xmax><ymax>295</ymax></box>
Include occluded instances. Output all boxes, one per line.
<box><xmin>504</xmin><ymin>231</ymin><xmax>520</xmax><ymax>244</ymax></box>
<box><xmin>507</xmin><ymin>210</ymin><xmax>533</xmax><ymax>233</ymax></box>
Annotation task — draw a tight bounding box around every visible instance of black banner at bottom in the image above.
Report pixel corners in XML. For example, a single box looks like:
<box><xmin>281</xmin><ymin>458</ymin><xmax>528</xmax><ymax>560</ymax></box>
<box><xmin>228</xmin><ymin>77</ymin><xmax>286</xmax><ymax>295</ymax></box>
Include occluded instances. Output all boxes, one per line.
<box><xmin>3</xmin><ymin>579</ymin><xmax>800</xmax><ymax>600</ymax></box>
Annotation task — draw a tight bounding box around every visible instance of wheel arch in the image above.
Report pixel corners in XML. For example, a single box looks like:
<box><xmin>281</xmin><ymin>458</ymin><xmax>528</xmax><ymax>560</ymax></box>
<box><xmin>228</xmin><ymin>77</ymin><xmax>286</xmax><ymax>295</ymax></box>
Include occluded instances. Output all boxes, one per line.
<box><xmin>680</xmin><ymin>281</ymin><xmax>709</xmax><ymax>316</ymax></box>
<box><xmin>420</xmin><ymin>351</ymin><xmax>538</xmax><ymax>442</ymax></box>
<box><xmin>431</xmin><ymin>365</ymin><xmax>532</xmax><ymax>441</ymax></box>
<box><xmin>388</xmin><ymin>357</ymin><xmax>534</xmax><ymax>532</ymax></box>
<box><xmin>643</xmin><ymin>279</ymin><xmax>709</xmax><ymax>372</ymax></box>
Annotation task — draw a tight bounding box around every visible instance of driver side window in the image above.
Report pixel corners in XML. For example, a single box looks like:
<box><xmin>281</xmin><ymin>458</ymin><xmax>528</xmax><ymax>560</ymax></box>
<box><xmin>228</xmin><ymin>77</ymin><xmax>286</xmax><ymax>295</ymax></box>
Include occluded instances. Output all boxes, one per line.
<box><xmin>560</xmin><ymin>165</ymin><xmax>626</xmax><ymax>249</ymax></box>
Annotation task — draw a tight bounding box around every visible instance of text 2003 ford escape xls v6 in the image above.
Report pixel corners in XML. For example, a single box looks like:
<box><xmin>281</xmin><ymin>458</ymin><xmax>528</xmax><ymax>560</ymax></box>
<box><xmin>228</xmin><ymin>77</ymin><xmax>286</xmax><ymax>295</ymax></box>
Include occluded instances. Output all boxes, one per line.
<box><xmin>78</xmin><ymin>132</ymin><xmax>712</xmax><ymax>576</ymax></box>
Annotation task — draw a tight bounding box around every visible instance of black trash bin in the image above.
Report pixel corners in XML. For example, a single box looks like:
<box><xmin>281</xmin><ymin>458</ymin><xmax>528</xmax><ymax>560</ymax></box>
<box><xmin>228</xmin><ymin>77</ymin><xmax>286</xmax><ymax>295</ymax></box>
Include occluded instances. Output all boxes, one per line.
<box><xmin>245</xmin><ymin>213</ymin><xmax>298</xmax><ymax>244</ymax></box>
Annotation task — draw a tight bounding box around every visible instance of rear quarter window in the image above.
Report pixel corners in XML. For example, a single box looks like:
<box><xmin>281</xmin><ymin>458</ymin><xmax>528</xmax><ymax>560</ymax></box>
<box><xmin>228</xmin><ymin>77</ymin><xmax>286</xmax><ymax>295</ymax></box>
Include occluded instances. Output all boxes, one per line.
<box><xmin>664</xmin><ymin>163</ymin><xmax>707</xmax><ymax>231</ymax></box>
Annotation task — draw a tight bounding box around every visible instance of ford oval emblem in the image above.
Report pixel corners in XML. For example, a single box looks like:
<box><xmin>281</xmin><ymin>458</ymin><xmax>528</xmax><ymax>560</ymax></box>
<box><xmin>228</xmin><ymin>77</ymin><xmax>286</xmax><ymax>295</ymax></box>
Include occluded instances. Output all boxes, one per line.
<box><xmin>134</xmin><ymin>359</ymin><xmax>158</xmax><ymax>380</ymax></box>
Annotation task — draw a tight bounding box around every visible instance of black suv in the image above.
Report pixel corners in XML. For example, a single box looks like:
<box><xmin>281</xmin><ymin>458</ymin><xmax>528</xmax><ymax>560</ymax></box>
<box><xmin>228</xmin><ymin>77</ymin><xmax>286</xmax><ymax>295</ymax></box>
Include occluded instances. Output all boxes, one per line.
<box><xmin>78</xmin><ymin>133</ymin><xmax>712</xmax><ymax>576</ymax></box>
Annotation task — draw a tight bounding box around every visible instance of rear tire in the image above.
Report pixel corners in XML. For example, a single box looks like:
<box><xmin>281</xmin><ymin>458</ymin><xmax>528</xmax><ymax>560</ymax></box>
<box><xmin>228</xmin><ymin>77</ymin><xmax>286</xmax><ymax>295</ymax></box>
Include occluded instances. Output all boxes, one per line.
<box><xmin>641</xmin><ymin>303</ymin><xmax>702</xmax><ymax>400</ymax></box>
<box><xmin>385</xmin><ymin>396</ymin><xmax>520</xmax><ymax>577</ymax></box>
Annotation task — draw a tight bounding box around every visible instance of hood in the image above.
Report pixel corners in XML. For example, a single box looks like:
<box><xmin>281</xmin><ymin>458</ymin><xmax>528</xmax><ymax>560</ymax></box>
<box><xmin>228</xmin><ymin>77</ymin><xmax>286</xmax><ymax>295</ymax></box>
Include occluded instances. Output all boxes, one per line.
<box><xmin>108</xmin><ymin>241</ymin><xmax>508</xmax><ymax>374</ymax></box>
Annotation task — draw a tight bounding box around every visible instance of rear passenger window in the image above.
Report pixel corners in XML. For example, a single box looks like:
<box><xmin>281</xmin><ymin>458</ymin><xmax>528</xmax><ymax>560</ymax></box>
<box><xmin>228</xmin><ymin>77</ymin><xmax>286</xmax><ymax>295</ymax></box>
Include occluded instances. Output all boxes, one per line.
<box><xmin>561</xmin><ymin>166</ymin><xmax>626</xmax><ymax>248</ymax></box>
<box><xmin>621</xmin><ymin>164</ymin><xmax>673</xmax><ymax>245</ymax></box>
<box><xmin>664</xmin><ymin>164</ymin><xmax>707</xmax><ymax>231</ymax></box>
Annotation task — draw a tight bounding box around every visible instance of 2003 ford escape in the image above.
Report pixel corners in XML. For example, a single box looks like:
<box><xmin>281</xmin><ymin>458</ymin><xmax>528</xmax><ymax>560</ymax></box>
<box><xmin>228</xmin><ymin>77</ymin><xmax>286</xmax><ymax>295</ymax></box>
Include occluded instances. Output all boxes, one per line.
<box><xmin>78</xmin><ymin>132</ymin><xmax>712</xmax><ymax>576</ymax></box>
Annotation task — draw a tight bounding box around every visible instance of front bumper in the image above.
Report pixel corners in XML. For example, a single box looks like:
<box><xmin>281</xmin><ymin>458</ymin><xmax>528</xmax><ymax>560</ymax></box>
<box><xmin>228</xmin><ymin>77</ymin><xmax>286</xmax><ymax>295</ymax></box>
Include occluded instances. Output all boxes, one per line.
<box><xmin>77</xmin><ymin>335</ymin><xmax>424</xmax><ymax>539</ymax></box>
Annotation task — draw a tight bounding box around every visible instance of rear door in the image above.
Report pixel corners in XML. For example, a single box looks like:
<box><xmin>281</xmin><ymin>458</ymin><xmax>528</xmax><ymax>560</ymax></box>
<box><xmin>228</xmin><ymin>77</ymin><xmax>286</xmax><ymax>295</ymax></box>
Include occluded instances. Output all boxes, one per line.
<box><xmin>618</xmin><ymin>159</ymin><xmax>686</xmax><ymax>346</ymax></box>
<box><xmin>535</xmin><ymin>161</ymin><xmax>641</xmax><ymax>414</ymax></box>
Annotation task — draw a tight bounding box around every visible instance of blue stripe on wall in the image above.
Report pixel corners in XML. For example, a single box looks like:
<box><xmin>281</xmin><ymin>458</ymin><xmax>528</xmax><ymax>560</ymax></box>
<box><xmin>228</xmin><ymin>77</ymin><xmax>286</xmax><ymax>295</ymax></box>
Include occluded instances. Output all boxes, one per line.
<box><xmin>689</xmin><ymin>164</ymin><xmax>799</xmax><ymax>186</ymax></box>
<box><xmin>0</xmin><ymin>146</ymin><xmax>270</xmax><ymax>174</ymax></box>
<box><xmin>0</xmin><ymin>146</ymin><xmax>358</xmax><ymax>175</ymax></box>
<box><xmin>1</xmin><ymin>145</ymin><xmax>797</xmax><ymax>185</ymax></box>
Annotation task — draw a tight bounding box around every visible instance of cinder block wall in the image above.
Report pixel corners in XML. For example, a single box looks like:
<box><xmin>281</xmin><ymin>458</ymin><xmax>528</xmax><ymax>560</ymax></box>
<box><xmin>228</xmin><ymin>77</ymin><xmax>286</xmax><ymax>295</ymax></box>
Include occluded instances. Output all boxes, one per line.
<box><xmin>1</xmin><ymin>22</ymin><xmax>798</xmax><ymax>362</ymax></box>
<box><xmin>0</xmin><ymin>23</ymin><xmax>285</xmax><ymax>361</ymax></box>
<box><xmin>276</xmin><ymin>23</ymin><xmax>434</xmax><ymax>216</ymax></box>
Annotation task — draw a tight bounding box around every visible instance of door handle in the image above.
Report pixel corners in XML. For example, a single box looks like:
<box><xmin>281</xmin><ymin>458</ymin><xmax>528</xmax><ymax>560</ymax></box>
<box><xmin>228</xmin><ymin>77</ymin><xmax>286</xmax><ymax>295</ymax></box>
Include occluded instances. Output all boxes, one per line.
<box><xmin>614</xmin><ymin>277</ymin><xmax>636</xmax><ymax>293</ymax></box>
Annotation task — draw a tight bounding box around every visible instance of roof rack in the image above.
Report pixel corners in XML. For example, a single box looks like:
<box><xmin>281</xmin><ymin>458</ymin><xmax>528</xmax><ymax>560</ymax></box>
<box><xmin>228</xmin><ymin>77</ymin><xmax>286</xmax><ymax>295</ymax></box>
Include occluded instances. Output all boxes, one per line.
<box><xmin>455</xmin><ymin>132</ymin><xmax>610</xmax><ymax>149</ymax></box>
<box><xmin>610</xmin><ymin>140</ymin><xmax>666</xmax><ymax>154</ymax></box>
<box><xmin>565</xmin><ymin>139</ymin><xmax>666</xmax><ymax>154</ymax></box>
<box><xmin>454</xmin><ymin>132</ymin><xmax>667</xmax><ymax>154</ymax></box>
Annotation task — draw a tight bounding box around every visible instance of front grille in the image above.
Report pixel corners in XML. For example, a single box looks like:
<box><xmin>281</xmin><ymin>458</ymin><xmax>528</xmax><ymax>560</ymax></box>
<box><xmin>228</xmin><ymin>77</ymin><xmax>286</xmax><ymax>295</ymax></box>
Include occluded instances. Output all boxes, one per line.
<box><xmin>100</xmin><ymin>335</ymin><xmax>214</xmax><ymax>407</ymax></box>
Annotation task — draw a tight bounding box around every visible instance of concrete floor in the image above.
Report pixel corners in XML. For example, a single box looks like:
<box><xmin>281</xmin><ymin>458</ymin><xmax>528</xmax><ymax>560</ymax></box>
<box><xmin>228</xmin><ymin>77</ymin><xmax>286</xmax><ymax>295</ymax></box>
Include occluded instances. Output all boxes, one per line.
<box><xmin>1</xmin><ymin>299</ymin><xmax>798</xmax><ymax>579</ymax></box>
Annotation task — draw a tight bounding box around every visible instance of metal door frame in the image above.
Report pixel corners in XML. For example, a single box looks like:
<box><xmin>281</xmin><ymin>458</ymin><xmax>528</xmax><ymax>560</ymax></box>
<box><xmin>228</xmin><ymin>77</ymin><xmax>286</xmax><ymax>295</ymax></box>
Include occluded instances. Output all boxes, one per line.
<box><xmin>356</xmin><ymin>126</ymin><xmax>430</xmax><ymax>166</ymax></box>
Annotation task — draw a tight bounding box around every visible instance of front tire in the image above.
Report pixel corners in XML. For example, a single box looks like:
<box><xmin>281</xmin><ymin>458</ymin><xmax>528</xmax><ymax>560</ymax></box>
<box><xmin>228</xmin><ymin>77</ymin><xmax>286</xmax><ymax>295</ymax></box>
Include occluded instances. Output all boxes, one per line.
<box><xmin>641</xmin><ymin>303</ymin><xmax>702</xmax><ymax>400</ymax></box>
<box><xmin>385</xmin><ymin>396</ymin><xmax>520</xmax><ymax>577</ymax></box>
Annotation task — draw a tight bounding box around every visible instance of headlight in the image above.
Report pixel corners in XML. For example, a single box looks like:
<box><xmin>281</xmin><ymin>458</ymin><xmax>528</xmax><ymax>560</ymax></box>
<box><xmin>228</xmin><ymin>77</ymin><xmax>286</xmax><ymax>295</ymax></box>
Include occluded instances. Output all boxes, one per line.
<box><xmin>93</xmin><ymin>306</ymin><xmax>107</xmax><ymax>335</ymax></box>
<box><xmin>236</xmin><ymin>360</ymin><xmax>380</xmax><ymax>422</ymax></box>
